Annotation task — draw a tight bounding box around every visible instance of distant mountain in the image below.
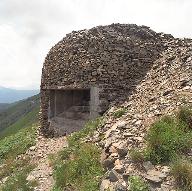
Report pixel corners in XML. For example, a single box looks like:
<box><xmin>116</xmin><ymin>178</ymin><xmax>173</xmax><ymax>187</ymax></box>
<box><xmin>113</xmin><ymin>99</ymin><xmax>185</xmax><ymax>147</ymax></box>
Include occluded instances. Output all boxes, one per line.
<box><xmin>0</xmin><ymin>86</ymin><xmax>39</xmax><ymax>103</ymax></box>
<box><xmin>0</xmin><ymin>94</ymin><xmax>40</xmax><ymax>137</ymax></box>
<box><xmin>0</xmin><ymin>103</ymin><xmax>10</xmax><ymax>112</ymax></box>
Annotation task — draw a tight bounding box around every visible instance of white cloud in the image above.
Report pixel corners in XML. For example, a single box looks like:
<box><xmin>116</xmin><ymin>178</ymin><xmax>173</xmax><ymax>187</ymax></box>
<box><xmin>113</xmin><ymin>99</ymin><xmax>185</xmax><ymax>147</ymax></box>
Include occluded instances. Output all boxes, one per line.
<box><xmin>0</xmin><ymin>0</ymin><xmax>191</xmax><ymax>89</ymax></box>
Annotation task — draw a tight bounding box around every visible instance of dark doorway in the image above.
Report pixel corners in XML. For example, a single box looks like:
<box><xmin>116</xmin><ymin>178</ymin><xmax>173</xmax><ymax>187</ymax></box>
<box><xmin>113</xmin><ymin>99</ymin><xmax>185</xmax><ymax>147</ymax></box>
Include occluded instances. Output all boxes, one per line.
<box><xmin>48</xmin><ymin>89</ymin><xmax>92</xmax><ymax>135</ymax></box>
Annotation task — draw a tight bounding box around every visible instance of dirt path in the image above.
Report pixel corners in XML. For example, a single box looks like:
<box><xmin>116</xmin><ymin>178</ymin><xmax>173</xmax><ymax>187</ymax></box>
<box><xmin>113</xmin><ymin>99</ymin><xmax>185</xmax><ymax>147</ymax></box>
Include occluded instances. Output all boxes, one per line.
<box><xmin>26</xmin><ymin>134</ymin><xmax>67</xmax><ymax>191</ymax></box>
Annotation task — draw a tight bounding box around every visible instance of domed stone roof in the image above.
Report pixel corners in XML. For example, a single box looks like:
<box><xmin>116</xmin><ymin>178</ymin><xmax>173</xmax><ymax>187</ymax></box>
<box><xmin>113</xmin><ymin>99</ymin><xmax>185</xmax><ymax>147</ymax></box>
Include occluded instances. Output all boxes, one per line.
<box><xmin>41</xmin><ymin>23</ymin><xmax>170</xmax><ymax>90</ymax></box>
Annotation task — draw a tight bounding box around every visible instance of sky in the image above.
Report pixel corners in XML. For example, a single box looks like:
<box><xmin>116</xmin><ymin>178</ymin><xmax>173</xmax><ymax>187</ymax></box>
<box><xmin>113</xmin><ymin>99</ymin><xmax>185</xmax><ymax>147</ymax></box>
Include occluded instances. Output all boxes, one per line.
<box><xmin>0</xmin><ymin>0</ymin><xmax>191</xmax><ymax>90</ymax></box>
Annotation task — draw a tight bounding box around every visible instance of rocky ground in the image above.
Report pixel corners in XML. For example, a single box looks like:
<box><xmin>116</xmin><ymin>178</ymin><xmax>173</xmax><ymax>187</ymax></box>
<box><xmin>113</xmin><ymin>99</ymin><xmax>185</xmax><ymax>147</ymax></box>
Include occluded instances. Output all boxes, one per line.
<box><xmin>26</xmin><ymin>132</ymin><xmax>67</xmax><ymax>191</ymax></box>
<box><xmin>34</xmin><ymin>25</ymin><xmax>192</xmax><ymax>190</ymax></box>
<box><xmin>31</xmin><ymin>38</ymin><xmax>192</xmax><ymax>191</ymax></box>
<box><xmin>85</xmin><ymin>38</ymin><xmax>192</xmax><ymax>190</ymax></box>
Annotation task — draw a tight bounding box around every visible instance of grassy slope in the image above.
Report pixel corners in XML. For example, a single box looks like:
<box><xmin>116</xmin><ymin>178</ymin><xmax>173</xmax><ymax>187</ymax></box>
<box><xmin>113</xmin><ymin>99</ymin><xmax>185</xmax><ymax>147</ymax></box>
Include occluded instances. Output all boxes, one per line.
<box><xmin>0</xmin><ymin>94</ymin><xmax>40</xmax><ymax>134</ymax></box>
<box><xmin>0</xmin><ymin>96</ymin><xmax>39</xmax><ymax>189</ymax></box>
<box><xmin>0</xmin><ymin>103</ymin><xmax>10</xmax><ymax>112</ymax></box>
<box><xmin>0</xmin><ymin>106</ymin><xmax>39</xmax><ymax>139</ymax></box>
<box><xmin>130</xmin><ymin>107</ymin><xmax>192</xmax><ymax>190</ymax></box>
<box><xmin>0</xmin><ymin>125</ymin><xmax>38</xmax><ymax>190</ymax></box>
<box><xmin>52</xmin><ymin>118</ymin><xmax>105</xmax><ymax>191</ymax></box>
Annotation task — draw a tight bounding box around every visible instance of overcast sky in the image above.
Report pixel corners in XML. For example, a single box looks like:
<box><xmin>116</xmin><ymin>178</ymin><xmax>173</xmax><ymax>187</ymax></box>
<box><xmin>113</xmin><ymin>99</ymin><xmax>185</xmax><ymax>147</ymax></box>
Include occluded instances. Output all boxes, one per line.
<box><xmin>0</xmin><ymin>0</ymin><xmax>191</xmax><ymax>89</ymax></box>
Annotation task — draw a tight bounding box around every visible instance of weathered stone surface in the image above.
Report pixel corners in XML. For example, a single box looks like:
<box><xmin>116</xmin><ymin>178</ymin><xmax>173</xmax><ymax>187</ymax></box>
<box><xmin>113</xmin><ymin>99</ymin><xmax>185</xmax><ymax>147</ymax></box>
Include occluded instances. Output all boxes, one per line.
<box><xmin>40</xmin><ymin>23</ymin><xmax>192</xmax><ymax>191</ymax></box>
<box><xmin>108</xmin><ymin>170</ymin><xmax>122</xmax><ymax>182</ymax></box>
<box><xmin>143</xmin><ymin>161</ymin><xmax>154</xmax><ymax>171</ymax></box>
<box><xmin>113</xmin><ymin>142</ymin><xmax>128</xmax><ymax>157</ymax></box>
<box><xmin>145</xmin><ymin>169</ymin><xmax>167</xmax><ymax>183</ymax></box>
<box><xmin>115</xmin><ymin>181</ymin><xmax>127</xmax><ymax>191</ymax></box>
<box><xmin>102</xmin><ymin>157</ymin><xmax>115</xmax><ymax>169</ymax></box>
<box><xmin>100</xmin><ymin>179</ymin><xmax>111</xmax><ymax>191</ymax></box>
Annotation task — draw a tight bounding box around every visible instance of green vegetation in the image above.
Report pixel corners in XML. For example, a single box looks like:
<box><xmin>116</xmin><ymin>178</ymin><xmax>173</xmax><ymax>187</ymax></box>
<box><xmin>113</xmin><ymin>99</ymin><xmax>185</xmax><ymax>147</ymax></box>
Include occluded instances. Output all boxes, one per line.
<box><xmin>67</xmin><ymin>118</ymin><xmax>104</xmax><ymax>147</ymax></box>
<box><xmin>171</xmin><ymin>157</ymin><xmax>192</xmax><ymax>191</ymax></box>
<box><xmin>0</xmin><ymin>156</ymin><xmax>30</xmax><ymax>180</ymax></box>
<box><xmin>0</xmin><ymin>106</ymin><xmax>39</xmax><ymax>138</ymax></box>
<box><xmin>0</xmin><ymin>125</ymin><xmax>37</xmax><ymax>189</ymax></box>
<box><xmin>130</xmin><ymin>107</ymin><xmax>192</xmax><ymax>163</ymax></box>
<box><xmin>0</xmin><ymin>95</ymin><xmax>40</xmax><ymax>190</ymax></box>
<box><xmin>130</xmin><ymin>107</ymin><xmax>192</xmax><ymax>191</ymax></box>
<box><xmin>52</xmin><ymin>118</ymin><xmax>105</xmax><ymax>191</ymax></box>
<box><xmin>146</xmin><ymin>107</ymin><xmax>192</xmax><ymax>164</ymax></box>
<box><xmin>128</xmin><ymin>176</ymin><xmax>149</xmax><ymax>191</ymax></box>
<box><xmin>112</xmin><ymin>108</ymin><xmax>127</xmax><ymax>118</ymax></box>
<box><xmin>0</xmin><ymin>94</ymin><xmax>40</xmax><ymax>134</ymax></box>
<box><xmin>1</xmin><ymin>164</ymin><xmax>37</xmax><ymax>191</ymax></box>
<box><xmin>130</xmin><ymin>149</ymin><xmax>146</xmax><ymax>163</ymax></box>
<box><xmin>53</xmin><ymin>143</ymin><xmax>104</xmax><ymax>191</ymax></box>
<box><xmin>0</xmin><ymin>126</ymin><xmax>36</xmax><ymax>163</ymax></box>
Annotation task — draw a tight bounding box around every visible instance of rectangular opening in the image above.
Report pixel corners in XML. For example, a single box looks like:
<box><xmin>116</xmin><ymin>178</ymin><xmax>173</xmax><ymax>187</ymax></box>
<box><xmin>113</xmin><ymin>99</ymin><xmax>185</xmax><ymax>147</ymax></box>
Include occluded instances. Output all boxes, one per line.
<box><xmin>49</xmin><ymin>89</ymin><xmax>90</xmax><ymax>118</ymax></box>
<box><xmin>48</xmin><ymin>89</ymin><xmax>92</xmax><ymax>135</ymax></box>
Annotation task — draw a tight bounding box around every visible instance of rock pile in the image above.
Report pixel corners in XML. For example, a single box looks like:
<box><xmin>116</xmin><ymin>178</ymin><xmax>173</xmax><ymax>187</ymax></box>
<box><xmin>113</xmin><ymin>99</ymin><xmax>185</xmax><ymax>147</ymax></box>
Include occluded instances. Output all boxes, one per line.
<box><xmin>87</xmin><ymin>36</ymin><xmax>192</xmax><ymax>190</ymax></box>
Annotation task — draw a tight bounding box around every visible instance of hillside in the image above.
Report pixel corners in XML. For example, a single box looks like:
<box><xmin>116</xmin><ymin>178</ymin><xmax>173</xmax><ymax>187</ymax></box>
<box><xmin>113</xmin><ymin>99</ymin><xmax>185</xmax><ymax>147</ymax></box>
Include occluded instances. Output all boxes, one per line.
<box><xmin>0</xmin><ymin>24</ymin><xmax>192</xmax><ymax>191</ymax></box>
<box><xmin>0</xmin><ymin>94</ymin><xmax>40</xmax><ymax>136</ymax></box>
<box><xmin>0</xmin><ymin>103</ymin><xmax>10</xmax><ymax>112</ymax></box>
<box><xmin>0</xmin><ymin>106</ymin><xmax>39</xmax><ymax>139</ymax></box>
<box><xmin>0</xmin><ymin>86</ymin><xmax>39</xmax><ymax>103</ymax></box>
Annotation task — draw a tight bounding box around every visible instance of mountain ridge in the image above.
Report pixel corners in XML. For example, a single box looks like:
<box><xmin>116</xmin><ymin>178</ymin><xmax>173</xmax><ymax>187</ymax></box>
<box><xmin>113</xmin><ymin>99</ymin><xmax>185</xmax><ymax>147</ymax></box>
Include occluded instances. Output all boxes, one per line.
<box><xmin>0</xmin><ymin>86</ymin><xmax>39</xmax><ymax>103</ymax></box>
<box><xmin>0</xmin><ymin>94</ymin><xmax>40</xmax><ymax>136</ymax></box>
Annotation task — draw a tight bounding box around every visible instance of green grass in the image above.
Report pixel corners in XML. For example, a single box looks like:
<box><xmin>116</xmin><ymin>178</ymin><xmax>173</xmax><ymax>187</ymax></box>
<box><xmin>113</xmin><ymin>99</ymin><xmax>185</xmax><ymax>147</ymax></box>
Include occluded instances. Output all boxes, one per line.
<box><xmin>129</xmin><ymin>107</ymin><xmax>192</xmax><ymax>190</ymax></box>
<box><xmin>0</xmin><ymin>95</ymin><xmax>39</xmax><ymax>190</ymax></box>
<box><xmin>0</xmin><ymin>125</ymin><xmax>37</xmax><ymax>189</ymax></box>
<box><xmin>53</xmin><ymin>143</ymin><xmax>104</xmax><ymax>191</ymax></box>
<box><xmin>0</xmin><ymin>94</ymin><xmax>40</xmax><ymax>133</ymax></box>
<box><xmin>146</xmin><ymin>108</ymin><xmax>192</xmax><ymax>164</ymax></box>
<box><xmin>0</xmin><ymin>95</ymin><xmax>40</xmax><ymax>190</ymax></box>
<box><xmin>130</xmin><ymin>149</ymin><xmax>146</xmax><ymax>163</ymax></box>
<box><xmin>0</xmin><ymin>157</ymin><xmax>31</xmax><ymax>180</ymax></box>
<box><xmin>0</xmin><ymin>106</ymin><xmax>39</xmax><ymax>139</ymax></box>
<box><xmin>68</xmin><ymin>118</ymin><xmax>104</xmax><ymax>145</ymax></box>
<box><xmin>128</xmin><ymin>176</ymin><xmax>149</xmax><ymax>191</ymax></box>
<box><xmin>171</xmin><ymin>157</ymin><xmax>192</xmax><ymax>191</ymax></box>
<box><xmin>1</xmin><ymin>164</ymin><xmax>37</xmax><ymax>191</ymax></box>
<box><xmin>0</xmin><ymin>126</ymin><xmax>37</xmax><ymax>164</ymax></box>
<box><xmin>112</xmin><ymin>108</ymin><xmax>127</xmax><ymax>118</ymax></box>
<box><xmin>52</xmin><ymin>118</ymin><xmax>105</xmax><ymax>191</ymax></box>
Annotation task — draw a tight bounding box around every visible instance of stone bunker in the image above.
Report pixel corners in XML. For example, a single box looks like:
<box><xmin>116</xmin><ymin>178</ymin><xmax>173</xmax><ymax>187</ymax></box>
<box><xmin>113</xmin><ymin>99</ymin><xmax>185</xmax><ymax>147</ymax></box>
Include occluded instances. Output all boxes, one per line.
<box><xmin>40</xmin><ymin>23</ymin><xmax>169</xmax><ymax>136</ymax></box>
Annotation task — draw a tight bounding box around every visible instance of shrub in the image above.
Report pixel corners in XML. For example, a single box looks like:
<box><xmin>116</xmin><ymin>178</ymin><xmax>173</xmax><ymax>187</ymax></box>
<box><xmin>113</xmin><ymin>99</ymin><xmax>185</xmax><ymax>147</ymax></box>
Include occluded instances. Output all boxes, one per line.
<box><xmin>53</xmin><ymin>143</ymin><xmax>104</xmax><ymax>191</ymax></box>
<box><xmin>129</xmin><ymin>176</ymin><xmax>149</xmax><ymax>191</ymax></box>
<box><xmin>130</xmin><ymin>149</ymin><xmax>146</xmax><ymax>163</ymax></box>
<box><xmin>171</xmin><ymin>157</ymin><xmax>192</xmax><ymax>191</ymax></box>
<box><xmin>177</xmin><ymin>107</ymin><xmax>192</xmax><ymax>129</ymax></box>
<box><xmin>112</xmin><ymin>108</ymin><xmax>127</xmax><ymax>118</ymax></box>
<box><xmin>146</xmin><ymin>115</ymin><xmax>192</xmax><ymax>163</ymax></box>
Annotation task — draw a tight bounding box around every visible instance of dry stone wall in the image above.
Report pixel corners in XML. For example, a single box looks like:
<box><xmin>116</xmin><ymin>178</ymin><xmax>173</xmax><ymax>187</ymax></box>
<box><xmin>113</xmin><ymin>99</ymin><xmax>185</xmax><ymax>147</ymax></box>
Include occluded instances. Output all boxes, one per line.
<box><xmin>40</xmin><ymin>23</ymin><xmax>181</xmax><ymax>135</ymax></box>
<box><xmin>88</xmin><ymin>37</ymin><xmax>192</xmax><ymax>191</ymax></box>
